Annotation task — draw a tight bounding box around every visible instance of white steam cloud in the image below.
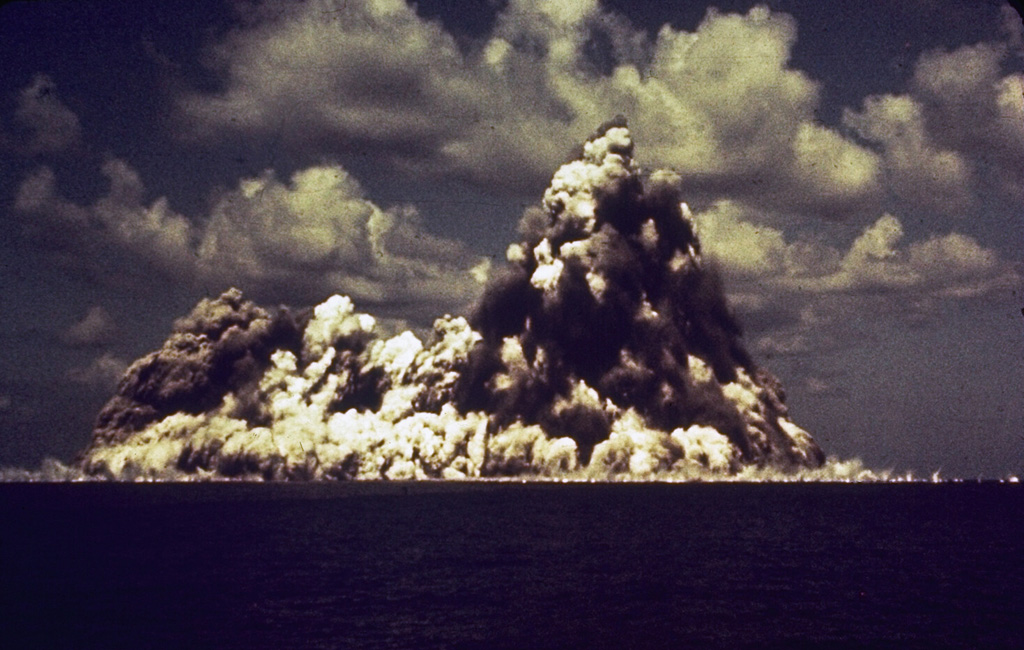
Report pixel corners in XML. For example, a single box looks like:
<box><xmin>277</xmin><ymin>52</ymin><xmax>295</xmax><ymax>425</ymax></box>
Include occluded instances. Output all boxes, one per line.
<box><xmin>79</xmin><ymin>123</ymin><xmax>834</xmax><ymax>481</ymax></box>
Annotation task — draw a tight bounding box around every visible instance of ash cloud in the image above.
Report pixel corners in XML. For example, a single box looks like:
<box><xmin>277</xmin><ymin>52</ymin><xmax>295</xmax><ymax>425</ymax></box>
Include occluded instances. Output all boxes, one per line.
<box><xmin>78</xmin><ymin>124</ymin><xmax>826</xmax><ymax>481</ymax></box>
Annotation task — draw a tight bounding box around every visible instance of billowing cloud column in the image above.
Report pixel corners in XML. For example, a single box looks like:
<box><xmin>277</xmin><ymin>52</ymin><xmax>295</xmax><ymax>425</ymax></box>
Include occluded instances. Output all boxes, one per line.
<box><xmin>79</xmin><ymin>122</ymin><xmax>824</xmax><ymax>480</ymax></box>
<box><xmin>470</xmin><ymin>118</ymin><xmax>823</xmax><ymax>470</ymax></box>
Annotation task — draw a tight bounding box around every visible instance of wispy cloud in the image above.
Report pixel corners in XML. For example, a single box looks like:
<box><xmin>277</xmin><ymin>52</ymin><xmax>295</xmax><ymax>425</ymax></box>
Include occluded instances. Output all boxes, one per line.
<box><xmin>12</xmin><ymin>74</ymin><xmax>82</xmax><ymax>155</ymax></box>
<box><xmin>62</xmin><ymin>306</ymin><xmax>118</xmax><ymax>348</ymax></box>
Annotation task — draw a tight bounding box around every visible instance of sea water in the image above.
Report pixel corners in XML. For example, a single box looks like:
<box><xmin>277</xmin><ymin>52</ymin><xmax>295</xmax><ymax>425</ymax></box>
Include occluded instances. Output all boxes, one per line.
<box><xmin>2</xmin><ymin>482</ymin><xmax>1022</xmax><ymax>649</ymax></box>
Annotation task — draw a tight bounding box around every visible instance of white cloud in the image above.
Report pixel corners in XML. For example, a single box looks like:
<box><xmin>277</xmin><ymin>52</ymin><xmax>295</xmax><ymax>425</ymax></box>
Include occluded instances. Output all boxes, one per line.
<box><xmin>696</xmin><ymin>202</ymin><xmax>1015</xmax><ymax>297</ymax></box>
<box><xmin>177</xmin><ymin>0</ymin><xmax>504</xmax><ymax>164</ymax></box>
<box><xmin>600</xmin><ymin>6</ymin><xmax>883</xmax><ymax>216</ymax></box>
<box><xmin>1001</xmin><ymin>4</ymin><xmax>1024</xmax><ymax>52</ymax></box>
<box><xmin>11</xmin><ymin>3</ymin><xmax>1020</xmax><ymax>375</ymax></box>
<box><xmin>63</xmin><ymin>306</ymin><xmax>117</xmax><ymax>347</ymax></box>
<box><xmin>687</xmin><ymin>201</ymin><xmax>788</xmax><ymax>277</ymax></box>
<box><xmin>905</xmin><ymin>232</ymin><xmax>1006</xmax><ymax>298</ymax></box>
<box><xmin>842</xmin><ymin>94</ymin><xmax>974</xmax><ymax>214</ymax></box>
<box><xmin>195</xmin><ymin>164</ymin><xmax>488</xmax><ymax>312</ymax></box>
<box><xmin>94</xmin><ymin>159</ymin><xmax>197</xmax><ymax>273</ymax></box>
<box><xmin>176</xmin><ymin>0</ymin><xmax>882</xmax><ymax>218</ymax></box>
<box><xmin>14</xmin><ymin>159</ymin><xmax>488</xmax><ymax>319</ymax></box>
<box><xmin>13</xmin><ymin>74</ymin><xmax>82</xmax><ymax>154</ymax></box>
<box><xmin>14</xmin><ymin>166</ymin><xmax>81</xmax><ymax>218</ymax></box>
<box><xmin>845</xmin><ymin>39</ymin><xmax>1024</xmax><ymax>209</ymax></box>
<box><xmin>787</xmin><ymin>122</ymin><xmax>883</xmax><ymax>214</ymax></box>
<box><xmin>14</xmin><ymin>161</ymin><xmax>195</xmax><ymax>274</ymax></box>
<box><xmin>913</xmin><ymin>42</ymin><xmax>1024</xmax><ymax>202</ymax></box>
<box><xmin>693</xmin><ymin>201</ymin><xmax>1020</xmax><ymax>352</ymax></box>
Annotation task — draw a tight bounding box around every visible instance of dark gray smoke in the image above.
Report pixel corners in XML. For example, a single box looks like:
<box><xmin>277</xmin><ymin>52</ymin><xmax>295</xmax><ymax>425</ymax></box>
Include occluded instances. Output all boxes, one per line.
<box><xmin>78</xmin><ymin>123</ymin><xmax>826</xmax><ymax>480</ymax></box>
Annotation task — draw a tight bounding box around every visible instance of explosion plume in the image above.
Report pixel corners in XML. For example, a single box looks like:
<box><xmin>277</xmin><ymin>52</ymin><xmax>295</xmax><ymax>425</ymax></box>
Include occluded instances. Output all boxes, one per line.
<box><xmin>78</xmin><ymin>122</ymin><xmax>825</xmax><ymax>480</ymax></box>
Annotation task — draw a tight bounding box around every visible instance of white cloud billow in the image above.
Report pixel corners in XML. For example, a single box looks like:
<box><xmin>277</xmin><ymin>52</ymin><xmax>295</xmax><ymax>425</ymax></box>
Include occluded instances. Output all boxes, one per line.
<box><xmin>67</xmin><ymin>353</ymin><xmax>129</xmax><ymax>390</ymax></box>
<box><xmin>177</xmin><ymin>0</ymin><xmax>883</xmax><ymax>218</ymax></box>
<box><xmin>14</xmin><ymin>159</ymin><xmax>488</xmax><ymax>319</ymax></box>
<box><xmin>693</xmin><ymin>203</ymin><xmax>1015</xmax><ymax>297</ymax></box>
<box><xmin>845</xmin><ymin>39</ymin><xmax>1024</xmax><ymax>209</ymax></box>
<box><xmin>691</xmin><ymin>201</ymin><xmax>1020</xmax><ymax>357</ymax></box>
<box><xmin>195</xmin><ymin>164</ymin><xmax>487</xmax><ymax>311</ymax></box>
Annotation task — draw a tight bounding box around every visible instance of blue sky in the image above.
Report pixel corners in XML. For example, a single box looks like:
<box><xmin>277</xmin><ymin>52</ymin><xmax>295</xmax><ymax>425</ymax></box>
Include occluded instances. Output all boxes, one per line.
<box><xmin>1</xmin><ymin>0</ymin><xmax>1022</xmax><ymax>476</ymax></box>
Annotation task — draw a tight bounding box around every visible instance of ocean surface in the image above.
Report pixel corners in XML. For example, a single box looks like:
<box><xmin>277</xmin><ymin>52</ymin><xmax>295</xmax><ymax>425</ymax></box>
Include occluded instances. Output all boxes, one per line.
<box><xmin>2</xmin><ymin>481</ymin><xmax>1022</xmax><ymax>649</ymax></box>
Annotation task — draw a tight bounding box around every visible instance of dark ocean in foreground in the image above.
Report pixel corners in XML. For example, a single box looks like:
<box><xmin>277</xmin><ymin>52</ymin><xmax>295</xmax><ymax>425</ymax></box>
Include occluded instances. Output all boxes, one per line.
<box><xmin>3</xmin><ymin>482</ymin><xmax>1022</xmax><ymax>649</ymax></box>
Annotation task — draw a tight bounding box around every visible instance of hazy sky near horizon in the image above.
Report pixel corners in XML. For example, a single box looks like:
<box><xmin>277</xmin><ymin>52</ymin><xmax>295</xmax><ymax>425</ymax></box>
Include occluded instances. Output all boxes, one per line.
<box><xmin>1</xmin><ymin>0</ymin><xmax>1022</xmax><ymax>476</ymax></box>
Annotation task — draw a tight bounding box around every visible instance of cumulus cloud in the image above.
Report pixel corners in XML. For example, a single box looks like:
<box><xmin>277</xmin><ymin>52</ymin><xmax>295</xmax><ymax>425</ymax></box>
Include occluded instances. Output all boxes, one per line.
<box><xmin>62</xmin><ymin>306</ymin><xmax>118</xmax><ymax>347</ymax></box>
<box><xmin>844</xmin><ymin>37</ymin><xmax>1024</xmax><ymax>208</ymax></box>
<box><xmin>12</xmin><ymin>74</ymin><xmax>82</xmax><ymax>154</ymax></box>
<box><xmin>176</xmin><ymin>0</ymin><xmax>882</xmax><ymax>218</ymax></box>
<box><xmin>196</xmin><ymin>165</ymin><xmax>487</xmax><ymax>313</ymax></box>
<box><xmin>692</xmin><ymin>200</ymin><xmax>1020</xmax><ymax>353</ymax></box>
<box><xmin>78</xmin><ymin>124</ymin><xmax>828</xmax><ymax>481</ymax></box>
<box><xmin>843</xmin><ymin>94</ymin><xmax>974</xmax><ymax>214</ymax></box>
<box><xmin>14</xmin><ymin>161</ymin><xmax>194</xmax><ymax>275</ymax></box>
<box><xmin>694</xmin><ymin>200</ymin><xmax>1017</xmax><ymax>295</ymax></box>
<box><xmin>14</xmin><ymin>158</ymin><xmax>487</xmax><ymax>319</ymax></box>
<box><xmin>176</xmin><ymin>0</ymin><xmax>547</xmax><ymax>179</ymax></box>
<box><xmin>1002</xmin><ymin>4</ymin><xmax>1024</xmax><ymax>52</ymax></box>
<box><xmin>625</xmin><ymin>6</ymin><xmax>881</xmax><ymax>215</ymax></box>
